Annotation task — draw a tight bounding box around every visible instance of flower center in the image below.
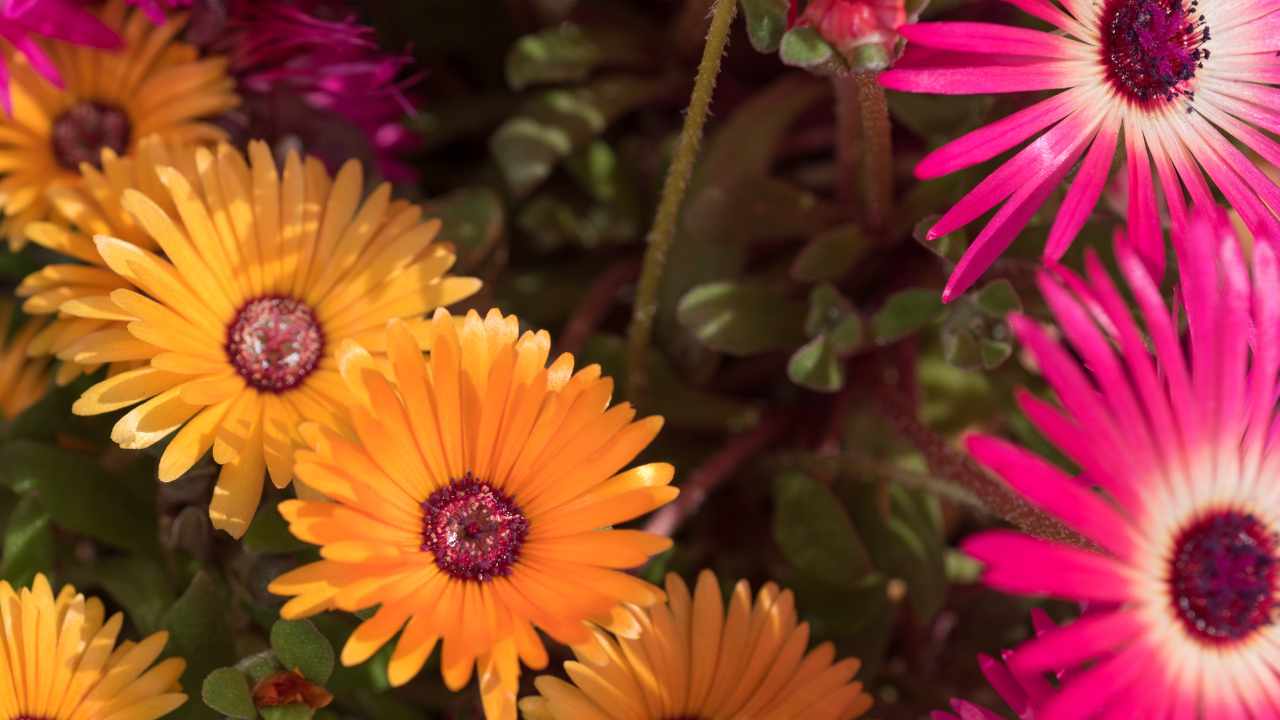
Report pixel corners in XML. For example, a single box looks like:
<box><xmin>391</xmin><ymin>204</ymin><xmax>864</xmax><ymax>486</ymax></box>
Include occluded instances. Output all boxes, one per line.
<box><xmin>421</xmin><ymin>474</ymin><xmax>529</xmax><ymax>582</ymax></box>
<box><xmin>50</xmin><ymin>101</ymin><xmax>131</xmax><ymax>170</ymax></box>
<box><xmin>225</xmin><ymin>296</ymin><xmax>324</xmax><ymax>393</ymax></box>
<box><xmin>1100</xmin><ymin>0</ymin><xmax>1208</xmax><ymax>105</ymax></box>
<box><xmin>1169</xmin><ymin>511</ymin><xmax>1278</xmax><ymax>643</ymax></box>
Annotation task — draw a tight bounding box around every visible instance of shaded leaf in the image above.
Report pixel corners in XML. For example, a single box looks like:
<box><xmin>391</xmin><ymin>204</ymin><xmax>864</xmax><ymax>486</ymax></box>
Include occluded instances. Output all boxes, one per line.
<box><xmin>260</xmin><ymin>705</ymin><xmax>313</xmax><ymax>720</ymax></box>
<box><xmin>873</xmin><ymin>289</ymin><xmax>944</xmax><ymax>344</ymax></box>
<box><xmin>773</xmin><ymin>471</ymin><xmax>872</xmax><ymax>587</ymax></box>
<box><xmin>244</xmin><ymin>503</ymin><xmax>310</xmax><ymax>555</ymax></box>
<box><xmin>202</xmin><ymin>667</ymin><xmax>257</xmax><ymax>720</ymax></box>
<box><xmin>0</xmin><ymin>495</ymin><xmax>52</xmax><ymax>588</ymax></box>
<box><xmin>422</xmin><ymin>186</ymin><xmax>505</xmax><ymax>271</ymax></box>
<box><xmin>85</xmin><ymin>555</ymin><xmax>175</xmax><ymax>634</ymax></box>
<box><xmin>740</xmin><ymin>0</ymin><xmax>789</xmax><ymax>52</ymax></box>
<box><xmin>506</xmin><ymin>25</ymin><xmax>603</xmax><ymax>90</ymax></box>
<box><xmin>974</xmin><ymin>279</ymin><xmax>1021</xmax><ymax>318</ymax></box>
<box><xmin>791</xmin><ymin>223</ymin><xmax>870</xmax><ymax>282</ymax></box>
<box><xmin>163</xmin><ymin>572</ymin><xmax>237</xmax><ymax>720</ymax></box>
<box><xmin>779</xmin><ymin>27</ymin><xmax>835</xmax><ymax>68</ymax></box>
<box><xmin>271</xmin><ymin>620</ymin><xmax>336</xmax><ymax>684</ymax></box>
<box><xmin>677</xmin><ymin>281</ymin><xmax>806</xmax><ymax>356</ymax></box>
<box><xmin>788</xmin><ymin>336</ymin><xmax>843</xmax><ymax>393</ymax></box>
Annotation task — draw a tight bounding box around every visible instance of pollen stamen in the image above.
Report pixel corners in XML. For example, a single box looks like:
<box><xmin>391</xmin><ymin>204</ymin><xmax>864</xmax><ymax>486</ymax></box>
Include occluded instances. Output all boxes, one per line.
<box><xmin>50</xmin><ymin>101</ymin><xmax>131</xmax><ymax>170</ymax></box>
<box><xmin>421</xmin><ymin>474</ymin><xmax>529</xmax><ymax>582</ymax></box>
<box><xmin>1100</xmin><ymin>0</ymin><xmax>1209</xmax><ymax>106</ymax></box>
<box><xmin>1168</xmin><ymin>511</ymin><xmax>1278</xmax><ymax>644</ymax></box>
<box><xmin>226</xmin><ymin>296</ymin><xmax>324</xmax><ymax>393</ymax></box>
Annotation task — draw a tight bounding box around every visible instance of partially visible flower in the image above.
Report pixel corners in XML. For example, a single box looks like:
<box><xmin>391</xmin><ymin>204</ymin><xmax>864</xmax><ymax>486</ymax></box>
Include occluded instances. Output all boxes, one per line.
<box><xmin>0</xmin><ymin>573</ymin><xmax>188</xmax><ymax>719</ymax></box>
<box><xmin>223</xmin><ymin>0</ymin><xmax>422</xmax><ymax>182</ymax></box>
<box><xmin>521</xmin><ymin>569</ymin><xmax>874</xmax><ymax>720</ymax></box>
<box><xmin>932</xmin><ymin>610</ymin><xmax>1062</xmax><ymax>720</ymax></box>
<box><xmin>0</xmin><ymin>0</ymin><xmax>120</xmax><ymax>113</ymax></box>
<box><xmin>791</xmin><ymin>0</ymin><xmax>907</xmax><ymax>66</ymax></box>
<box><xmin>253</xmin><ymin>669</ymin><xmax>334</xmax><ymax>710</ymax></box>
<box><xmin>128</xmin><ymin>0</ymin><xmax>192</xmax><ymax>25</ymax></box>
<box><xmin>270</xmin><ymin>309</ymin><xmax>677</xmax><ymax>719</ymax></box>
<box><xmin>0</xmin><ymin>0</ymin><xmax>238</xmax><ymax>248</ymax></box>
<box><xmin>0</xmin><ymin>303</ymin><xmax>50</xmax><ymax>420</ymax></box>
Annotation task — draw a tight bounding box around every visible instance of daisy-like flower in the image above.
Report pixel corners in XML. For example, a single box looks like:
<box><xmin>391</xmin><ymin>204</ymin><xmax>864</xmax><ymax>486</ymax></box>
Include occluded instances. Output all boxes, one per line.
<box><xmin>879</xmin><ymin>0</ymin><xmax>1280</xmax><ymax>301</ymax></box>
<box><xmin>67</xmin><ymin>140</ymin><xmax>480</xmax><ymax>538</ymax></box>
<box><xmin>520</xmin><ymin>569</ymin><xmax>874</xmax><ymax>720</ymax></box>
<box><xmin>268</xmin><ymin>309</ymin><xmax>677</xmax><ymax>720</ymax></box>
<box><xmin>932</xmin><ymin>610</ymin><xmax>1062</xmax><ymax>720</ymax></box>
<box><xmin>0</xmin><ymin>304</ymin><xmax>50</xmax><ymax>420</ymax></box>
<box><xmin>0</xmin><ymin>0</ymin><xmax>120</xmax><ymax>113</ymax></box>
<box><xmin>961</xmin><ymin>205</ymin><xmax>1280</xmax><ymax>717</ymax></box>
<box><xmin>0</xmin><ymin>0</ymin><xmax>238</xmax><ymax>248</ymax></box>
<box><xmin>17</xmin><ymin>137</ymin><xmax>195</xmax><ymax>385</ymax></box>
<box><xmin>0</xmin><ymin>573</ymin><xmax>187</xmax><ymax>720</ymax></box>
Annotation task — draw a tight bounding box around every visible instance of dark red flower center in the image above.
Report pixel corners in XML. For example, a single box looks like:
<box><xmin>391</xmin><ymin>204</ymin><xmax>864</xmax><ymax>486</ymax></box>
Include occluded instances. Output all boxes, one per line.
<box><xmin>226</xmin><ymin>296</ymin><xmax>324</xmax><ymax>393</ymax></box>
<box><xmin>1100</xmin><ymin>0</ymin><xmax>1208</xmax><ymax>106</ymax></box>
<box><xmin>421</xmin><ymin>474</ymin><xmax>529</xmax><ymax>582</ymax></box>
<box><xmin>1169</xmin><ymin>511</ymin><xmax>1277</xmax><ymax>643</ymax></box>
<box><xmin>50</xmin><ymin>101</ymin><xmax>131</xmax><ymax>170</ymax></box>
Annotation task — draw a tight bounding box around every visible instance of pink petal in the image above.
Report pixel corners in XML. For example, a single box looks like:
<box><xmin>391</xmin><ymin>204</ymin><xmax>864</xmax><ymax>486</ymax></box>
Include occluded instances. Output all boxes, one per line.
<box><xmin>962</xmin><ymin>531</ymin><xmax>1134</xmax><ymax>603</ymax></box>
<box><xmin>1038</xmin><ymin>640</ymin><xmax>1159</xmax><ymax>720</ymax></box>
<box><xmin>1124</xmin><ymin>126</ymin><xmax>1163</xmax><ymax>279</ymax></box>
<box><xmin>899</xmin><ymin>22</ymin><xmax>1082</xmax><ymax>59</ymax></box>
<box><xmin>977</xmin><ymin>653</ymin><xmax>1028</xmax><ymax>715</ymax></box>
<box><xmin>999</xmin><ymin>0</ymin><xmax>1082</xmax><ymax>31</ymax></box>
<box><xmin>1045</xmin><ymin>119</ymin><xmax>1118</xmax><ymax>262</ymax></box>
<box><xmin>1010</xmin><ymin>610</ymin><xmax>1138</xmax><ymax>674</ymax></box>
<box><xmin>1248</xmin><ymin>243</ymin><xmax>1280</xmax><ymax>454</ymax></box>
<box><xmin>916</xmin><ymin>90</ymin><xmax>1076</xmax><ymax>180</ymax></box>
<box><xmin>878</xmin><ymin>62</ymin><xmax>1075</xmax><ymax>95</ymax></box>
<box><xmin>11</xmin><ymin>0</ymin><xmax>121</xmax><ymax>48</ymax></box>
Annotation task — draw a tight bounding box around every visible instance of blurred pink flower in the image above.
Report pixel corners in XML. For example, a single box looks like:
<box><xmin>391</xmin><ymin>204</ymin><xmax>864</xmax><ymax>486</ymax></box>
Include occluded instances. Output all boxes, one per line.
<box><xmin>0</xmin><ymin>0</ymin><xmax>121</xmax><ymax>112</ymax></box>
<box><xmin>933</xmin><ymin>610</ymin><xmax>1063</xmax><ymax>720</ymax></box>
<box><xmin>789</xmin><ymin>0</ymin><xmax>906</xmax><ymax>57</ymax></box>
<box><xmin>127</xmin><ymin>0</ymin><xmax>191</xmax><ymax>24</ymax></box>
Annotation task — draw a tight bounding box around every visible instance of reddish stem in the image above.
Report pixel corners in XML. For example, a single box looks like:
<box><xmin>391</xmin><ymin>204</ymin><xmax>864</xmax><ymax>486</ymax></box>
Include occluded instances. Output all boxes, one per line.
<box><xmin>558</xmin><ymin>257</ymin><xmax>641</xmax><ymax>356</ymax></box>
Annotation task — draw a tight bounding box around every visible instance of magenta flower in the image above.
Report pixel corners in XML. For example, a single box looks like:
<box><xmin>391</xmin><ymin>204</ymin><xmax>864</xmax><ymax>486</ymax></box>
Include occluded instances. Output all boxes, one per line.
<box><xmin>227</xmin><ymin>0</ymin><xmax>421</xmax><ymax>181</ymax></box>
<box><xmin>933</xmin><ymin>610</ymin><xmax>1062</xmax><ymax>720</ymax></box>
<box><xmin>879</xmin><ymin>0</ymin><xmax>1280</xmax><ymax>301</ymax></box>
<box><xmin>0</xmin><ymin>0</ymin><xmax>120</xmax><ymax>112</ymax></box>
<box><xmin>126</xmin><ymin>0</ymin><xmax>191</xmax><ymax>25</ymax></box>
<box><xmin>962</xmin><ymin>205</ymin><xmax>1280</xmax><ymax>717</ymax></box>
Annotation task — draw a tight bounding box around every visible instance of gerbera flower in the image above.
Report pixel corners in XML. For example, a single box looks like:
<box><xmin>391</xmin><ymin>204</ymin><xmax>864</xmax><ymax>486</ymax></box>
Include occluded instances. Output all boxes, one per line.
<box><xmin>0</xmin><ymin>0</ymin><xmax>238</xmax><ymax>248</ymax></box>
<box><xmin>520</xmin><ymin>569</ymin><xmax>874</xmax><ymax>720</ymax></box>
<box><xmin>932</xmin><ymin>610</ymin><xmax>1061</xmax><ymax>720</ymax></box>
<box><xmin>961</xmin><ymin>205</ymin><xmax>1280</xmax><ymax>717</ymax></box>
<box><xmin>0</xmin><ymin>573</ymin><xmax>187</xmax><ymax>720</ymax></box>
<box><xmin>17</xmin><ymin>136</ymin><xmax>195</xmax><ymax>385</ymax></box>
<box><xmin>0</xmin><ymin>304</ymin><xmax>50</xmax><ymax>420</ymax></box>
<box><xmin>0</xmin><ymin>0</ymin><xmax>120</xmax><ymax>113</ymax></box>
<box><xmin>67</xmin><ymin>141</ymin><xmax>480</xmax><ymax>538</ymax></box>
<box><xmin>268</xmin><ymin>309</ymin><xmax>677</xmax><ymax>720</ymax></box>
<box><xmin>879</xmin><ymin>0</ymin><xmax>1280</xmax><ymax>301</ymax></box>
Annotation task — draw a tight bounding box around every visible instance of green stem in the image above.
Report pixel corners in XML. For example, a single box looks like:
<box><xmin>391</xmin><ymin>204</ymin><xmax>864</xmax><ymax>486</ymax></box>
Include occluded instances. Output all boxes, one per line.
<box><xmin>626</xmin><ymin>0</ymin><xmax>737</xmax><ymax>405</ymax></box>
<box><xmin>854</xmin><ymin>71</ymin><xmax>892</xmax><ymax>231</ymax></box>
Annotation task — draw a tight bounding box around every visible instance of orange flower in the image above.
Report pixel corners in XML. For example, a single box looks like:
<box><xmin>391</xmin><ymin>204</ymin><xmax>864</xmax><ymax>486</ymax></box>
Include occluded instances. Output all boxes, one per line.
<box><xmin>269</xmin><ymin>309</ymin><xmax>678</xmax><ymax>719</ymax></box>
<box><xmin>0</xmin><ymin>304</ymin><xmax>50</xmax><ymax>421</ymax></box>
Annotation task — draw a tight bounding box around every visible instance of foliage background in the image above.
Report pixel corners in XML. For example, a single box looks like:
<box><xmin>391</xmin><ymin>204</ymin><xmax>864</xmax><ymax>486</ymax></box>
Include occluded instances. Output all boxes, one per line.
<box><xmin>0</xmin><ymin>0</ymin><xmax>1098</xmax><ymax>718</ymax></box>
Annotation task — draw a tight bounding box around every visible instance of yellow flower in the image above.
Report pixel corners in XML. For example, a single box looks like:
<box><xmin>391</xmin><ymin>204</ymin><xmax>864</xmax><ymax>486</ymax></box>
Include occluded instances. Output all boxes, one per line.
<box><xmin>0</xmin><ymin>304</ymin><xmax>50</xmax><ymax>420</ymax></box>
<box><xmin>521</xmin><ymin>570</ymin><xmax>874</xmax><ymax>720</ymax></box>
<box><xmin>0</xmin><ymin>0</ymin><xmax>237</xmax><ymax>248</ymax></box>
<box><xmin>17</xmin><ymin>137</ymin><xmax>196</xmax><ymax>385</ymax></box>
<box><xmin>268</xmin><ymin>309</ymin><xmax>678</xmax><ymax>720</ymax></box>
<box><xmin>0</xmin><ymin>573</ymin><xmax>187</xmax><ymax>720</ymax></box>
<box><xmin>68</xmin><ymin>141</ymin><xmax>480</xmax><ymax>538</ymax></box>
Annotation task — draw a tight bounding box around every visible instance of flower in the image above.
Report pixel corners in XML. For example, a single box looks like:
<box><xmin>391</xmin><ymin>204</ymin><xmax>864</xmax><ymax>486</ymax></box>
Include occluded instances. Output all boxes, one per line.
<box><xmin>0</xmin><ymin>573</ymin><xmax>187</xmax><ymax>720</ymax></box>
<box><xmin>879</xmin><ymin>0</ymin><xmax>1280</xmax><ymax>301</ymax></box>
<box><xmin>960</xmin><ymin>205</ymin><xmax>1280</xmax><ymax>717</ymax></box>
<box><xmin>223</xmin><ymin>0</ymin><xmax>422</xmax><ymax>182</ymax></box>
<box><xmin>932</xmin><ymin>610</ymin><xmax>1062</xmax><ymax>720</ymax></box>
<box><xmin>67</xmin><ymin>141</ymin><xmax>480</xmax><ymax>538</ymax></box>
<box><xmin>520</xmin><ymin>569</ymin><xmax>874</xmax><ymax>720</ymax></box>
<box><xmin>0</xmin><ymin>304</ymin><xmax>50</xmax><ymax>420</ymax></box>
<box><xmin>128</xmin><ymin>0</ymin><xmax>193</xmax><ymax>25</ymax></box>
<box><xmin>17</xmin><ymin>137</ymin><xmax>194</xmax><ymax>385</ymax></box>
<box><xmin>268</xmin><ymin>309</ymin><xmax>678</xmax><ymax>720</ymax></box>
<box><xmin>0</xmin><ymin>0</ymin><xmax>238</xmax><ymax>249</ymax></box>
<box><xmin>791</xmin><ymin>0</ymin><xmax>907</xmax><ymax>64</ymax></box>
<box><xmin>0</xmin><ymin>0</ymin><xmax>120</xmax><ymax>113</ymax></box>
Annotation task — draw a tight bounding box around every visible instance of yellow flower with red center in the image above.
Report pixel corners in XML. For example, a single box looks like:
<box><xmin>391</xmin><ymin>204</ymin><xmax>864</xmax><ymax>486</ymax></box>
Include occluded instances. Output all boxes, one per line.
<box><xmin>67</xmin><ymin>140</ymin><xmax>480</xmax><ymax>538</ymax></box>
<box><xmin>0</xmin><ymin>304</ymin><xmax>50</xmax><ymax>421</ymax></box>
<box><xmin>268</xmin><ymin>309</ymin><xmax>678</xmax><ymax>720</ymax></box>
<box><xmin>0</xmin><ymin>574</ymin><xmax>187</xmax><ymax>720</ymax></box>
<box><xmin>0</xmin><ymin>0</ymin><xmax>237</xmax><ymax>248</ymax></box>
<box><xmin>521</xmin><ymin>570</ymin><xmax>874</xmax><ymax>720</ymax></box>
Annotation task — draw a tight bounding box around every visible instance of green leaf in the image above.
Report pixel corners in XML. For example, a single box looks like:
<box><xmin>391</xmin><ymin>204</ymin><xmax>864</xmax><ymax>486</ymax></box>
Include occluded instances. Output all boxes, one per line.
<box><xmin>739</xmin><ymin>0</ymin><xmax>789</xmax><ymax>52</ymax></box>
<box><xmin>844</xmin><ymin>481</ymin><xmax>948</xmax><ymax>620</ymax></box>
<box><xmin>422</xmin><ymin>186</ymin><xmax>505</xmax><ymax>271</ymax></box>
<box><xmin>163</xmin><ymin>572</ymin><xmax>237</xmax><ymax>720</ymax></box>
<box><xmin>202</xmin><ymin>667</ymin><xmax>257</xmax><ymax>720</ymax></box>
<box><xmin>872</xmin><ymin>289</ymin><xmax>944</xmax><ymax>344</ymax></box>
<box><xmin>0</xmin><ymin>495</ymin><xmax>52</xmax><ymax>588</ymax></box>
<box><xmin>85</xmin><ymin>555</ymin><xmax>176</xmax><ymax>634</ymax></box>
<box><xmin>779</xmin><ymin>27</ymin><xmax>835</xmax><ymax>69</ymax></box>
<box><xmin>805</xmin><ymin>284</ymin><xmax>853</xmax><ymax>338</ymax></box>
<box><xmin>791</xmin><ymin>224</ymin><xmax>869</xmax><ymax>282</ymax></box>
<box><xmin>941</xmin><ymin>327</ymin><xmax>981</xmax><ymax>369</ymax></box>
<box><xmin>787</xmin><ymin>336</ymin><xmax>843</xmax><ymax>393</ymax></box>
<box><xmin>243</xmin><ymin>503</ymin><xmax>310</xmax><ymax>555</ymax></box>
<box><xmin>974</xmin><ymin>279</ymin><xmax>1022</xmax><ymax>318</ymax></box>
<box><xmin>677</xmin><ymin>281</ymin><xmax>806</xmax><ymax>356</ymax></box>
<box><xmin>260</xmin><ymin>705</ymin><xmax>313</xmax><ymax>720</ymax></box>
<box><xmin>772</xmin><ymin>472</ymin><xmax>872</xmax><ymax>587</ymax></box>
<box><xmin>0</xmin><ymin>441</ymin><xmax>156</xmax><ymax>551</ymax></box>
<box><xmin>237</xmin><ymin>651</ymin><xmax>283</xmax><ymax>684</ymax></box>
<box><xmin>506</xmin><ymin>25</ymin><xmax>603</xmax><ymax>90</ymax></box>
<box><xmin>271</xmin><ymin>620</ymin><xmax>336</xmax><ymax>684</ymax></box>
<box><xmin>980</xmin><ymin>338</ymin><xmax>1014</xmax><ymax>369</ymax></box>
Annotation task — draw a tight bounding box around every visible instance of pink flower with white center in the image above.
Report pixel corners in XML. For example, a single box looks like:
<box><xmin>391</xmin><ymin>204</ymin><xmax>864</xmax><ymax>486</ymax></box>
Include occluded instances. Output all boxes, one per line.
<box><xmin>933</xmin><ymin>610</ymin><xmax>1063</xmax><ymax>720</ymax></box>
<box><xmin>879</xmin><ymin>0</ymin><xmax>1280</xmax><ymax>301</ymax></box>
<box><xmin>126</xmin><ymin>0</ymin><xmax>191</xmax><ymax>25</ymax></box>
<box><xmin>0</xmin><ymin>0</ymin><xmax>120</xmax><ymax>112</ymax></box>
<box><xmin>962</xmin><ymin>205</ymin><xmax>1280</xmax><ymax>717</ymax></box>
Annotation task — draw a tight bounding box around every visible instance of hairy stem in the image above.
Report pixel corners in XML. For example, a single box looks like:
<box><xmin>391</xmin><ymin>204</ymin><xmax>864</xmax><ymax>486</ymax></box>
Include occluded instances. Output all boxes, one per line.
<box><xmin>833</xmin><ymin>74</ymin><xmax>863</xmax><ymax>207</ymax></box>
<box><xmin>626</xmin><ymin>0</ymin><xmax>736</xmax><ymax>405</ymax></box>
<box><xmin>854</xmin><ymin>72</ymin><xmax>892</xmax><ymax>231</ymax></box>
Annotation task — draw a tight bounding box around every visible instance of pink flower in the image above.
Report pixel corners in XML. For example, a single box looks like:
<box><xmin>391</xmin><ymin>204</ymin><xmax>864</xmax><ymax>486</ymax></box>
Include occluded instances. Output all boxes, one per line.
<box><xmin>961</xmin><ymin>205</ymin><xmax>1280</xmax><ymax>717</ymax></box>
<box><xmin>933</xmin><ymin>610</ymin><xmax>1063</xmax><ymax>720</ymax></box>
<box><xmin>0</xmin><ymin>0</ymin><xmax>120</xmax><ymax>112</ymax></box>
<box><xmin>879</xmin><ymin>0</ymin><xmax>1280</xmax><ymax>301</ymax></box>
<box><xmin>791</xmin><ymin>0</ymin><xmax>906</xmax><ymax>59</ymax></box>
<box><xmin>126</xmin><ymin>0</ymin><xmax>191</xmax><ymax>25</ymax></box>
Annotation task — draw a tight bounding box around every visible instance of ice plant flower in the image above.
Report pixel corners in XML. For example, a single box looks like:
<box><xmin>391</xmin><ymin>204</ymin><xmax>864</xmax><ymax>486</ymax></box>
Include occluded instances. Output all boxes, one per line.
<box><xmin>879</xmin><ymin>0</ymin><xmax>1280</xmax><ymax>301</ymax></box>
<box><xmin>961</xmin><ymin>206</ymin><xmax>1280</xmax><ymax>717</ymax></box>
<box><xmin>269</xmin><ymin>309</ymin><xmax>678</xmax><ymax>720</ymax></box>
<box><xmin>128</xmin><ymin>0</ymin><xmax>192</xmax><ymax>25</ymax></box>
<box><xmin>790</xmin><ymin>0</ymin><xmax>907</xmax><ymax>66</ymax></box>
<box><xmin>0</xmin><ymin>0</ymin><xmax>120</xmax><ymax>113</ymax></box>
<box><xmin>66</xmin><ymin>141</ymin><xmax>480</xmax><ymax>538</ymax></box>
<box><xmin>932</xmin><ymin>610</ymin><xmax>1061</xmax><ymax>720</ymax></box>
<box><xmin>17</xmin><ymin>137</ymin><xmax>194</xmax><ymax>385</ymax></box>
<box><xmin>0</xmin><ymin>573</ymin><xmax>188</xmax><ymax>720</ymax></box>
<box><xmin>520</xmin><ymin>569</ymin><xmax>874</xmax><ymax>720</ymax></box>
<box><xmin>0</xmin><ymin>304</ymin><xmax>50</xmax><ymax>420</ymax></box>
<box><xmin>0</xmin><ymin>0</ymin><xmax>237</xmax><ymax>248</ymax></box>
